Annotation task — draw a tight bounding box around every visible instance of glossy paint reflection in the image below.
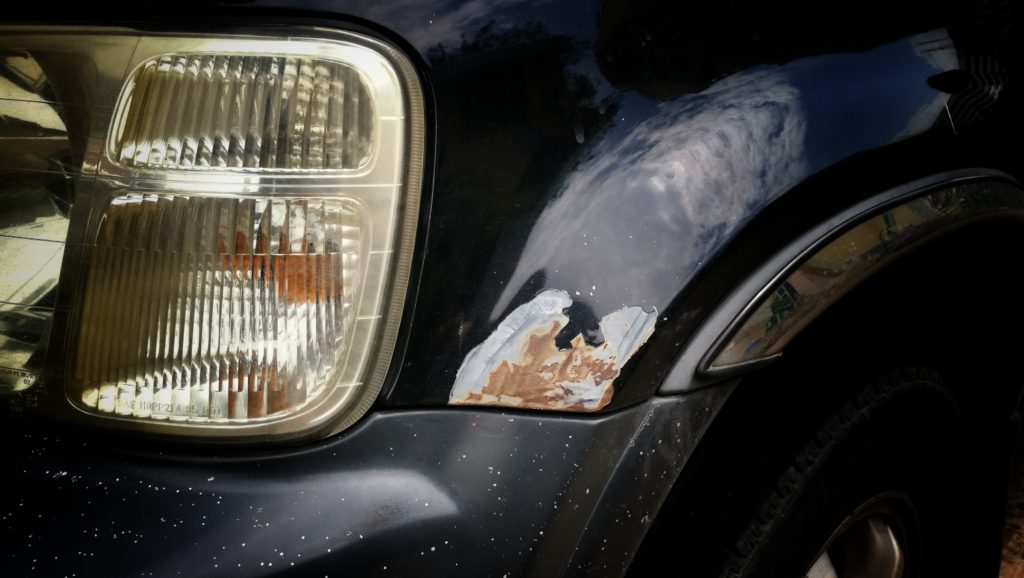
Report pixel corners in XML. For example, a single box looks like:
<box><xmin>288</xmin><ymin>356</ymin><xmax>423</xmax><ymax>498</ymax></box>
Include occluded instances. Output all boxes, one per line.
<box><xmin>494</xmin><ymin>31</ymin><xmax>956</xmax><ymax>322</ymax></box>
<box><xmin>357</xmin><ymin>0</ymin><xmax>1002</xmax><ymax>406</ymax></box>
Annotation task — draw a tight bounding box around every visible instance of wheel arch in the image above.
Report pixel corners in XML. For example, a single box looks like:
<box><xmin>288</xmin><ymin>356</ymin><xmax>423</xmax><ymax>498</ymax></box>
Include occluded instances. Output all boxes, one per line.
<box><xmin>631</xmin><ymin>172</ymin><xmax>1024</xmax><ymax>576</ymax></box>
<box><xmin>661</xmin><ymin>170</ymin><xmax>1024</xmax><ymax>397</ymax></box>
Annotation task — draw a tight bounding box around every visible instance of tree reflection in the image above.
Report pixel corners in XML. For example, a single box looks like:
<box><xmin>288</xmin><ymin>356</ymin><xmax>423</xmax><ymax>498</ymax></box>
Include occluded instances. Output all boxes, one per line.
<box><xmin>594</xmin><ymin>0</ymin><xmax>951</xmax><ymax>99</ymax></box>
<box><xmin>390</xmin><ymin>20</ymin><xmax>620</xmax><ymax>404</ymax></box>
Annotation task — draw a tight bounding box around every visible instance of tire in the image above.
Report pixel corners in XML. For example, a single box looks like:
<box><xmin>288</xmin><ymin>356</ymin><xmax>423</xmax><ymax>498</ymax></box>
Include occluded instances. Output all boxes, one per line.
<box><xmin>629</xmin><ymin>367</ymin><xmax>966</xmax><ymax>578</ymax></box>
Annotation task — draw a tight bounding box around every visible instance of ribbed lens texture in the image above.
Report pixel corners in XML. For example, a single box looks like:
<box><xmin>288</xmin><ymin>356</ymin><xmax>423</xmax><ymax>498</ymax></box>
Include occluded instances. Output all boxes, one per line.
<box><xmin>114</xmin><ymin>55</ymin><xmax>375</xmax><ymax>170</ymax></box>
<box><xmin>75</xmin><ymin>194</ymin><xmax>362</xmax><ymax>422</ymax></box>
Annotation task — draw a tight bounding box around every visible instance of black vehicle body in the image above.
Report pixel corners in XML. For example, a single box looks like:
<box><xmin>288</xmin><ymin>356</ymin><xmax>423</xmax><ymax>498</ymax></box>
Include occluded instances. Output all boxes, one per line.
<box><xmin>5</xmin><ymin>1</ymin><xmax>1024</xmax><ymax>576</ymax></box>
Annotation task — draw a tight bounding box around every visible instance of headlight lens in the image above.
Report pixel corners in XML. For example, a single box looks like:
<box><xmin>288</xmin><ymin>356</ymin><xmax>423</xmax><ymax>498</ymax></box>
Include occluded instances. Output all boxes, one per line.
<box><xmin>111</xmin><ymin>52</ymin><xmax>377</xmax><ymax>172</ymax></box>
<box><xmin>0</xmin><ymin>27</ymin><xmax>424</xmax><ymax>442</ymax></box>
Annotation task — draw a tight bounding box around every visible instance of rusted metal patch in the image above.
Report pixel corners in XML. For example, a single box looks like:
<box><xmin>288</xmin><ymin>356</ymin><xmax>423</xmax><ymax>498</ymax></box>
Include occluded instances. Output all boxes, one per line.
<box><xmin>449</xmin><ymin>290</ymin><xmax>657</xmax><ymax>411</ymax></box>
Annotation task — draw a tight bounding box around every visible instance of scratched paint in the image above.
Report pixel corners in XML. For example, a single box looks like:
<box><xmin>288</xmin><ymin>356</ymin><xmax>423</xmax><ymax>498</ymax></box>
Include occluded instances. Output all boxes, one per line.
<box><xmin>450</xmin><ymin>290</ymin><xmax>657</xmax><ymax>411</ymax></box>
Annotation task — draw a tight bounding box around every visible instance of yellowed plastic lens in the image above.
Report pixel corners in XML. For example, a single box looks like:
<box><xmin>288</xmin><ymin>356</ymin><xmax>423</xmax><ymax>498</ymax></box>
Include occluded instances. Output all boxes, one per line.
<box><xmin>0</xmin><ymin>28</ymin><xmax>423</xmax><ymax>441</ymax></box>
<box><xmin>76</xmin><ymin>194</ymin><xmax>364</xmax><ymax>423</ymax></box>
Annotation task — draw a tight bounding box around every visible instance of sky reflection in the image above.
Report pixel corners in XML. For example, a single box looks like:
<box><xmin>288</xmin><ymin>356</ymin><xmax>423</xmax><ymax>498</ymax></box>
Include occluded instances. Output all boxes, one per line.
<box><xmin>493</xmin><ymin>31</ymin><xmax>956</xmax><ymax>320</ymax></box>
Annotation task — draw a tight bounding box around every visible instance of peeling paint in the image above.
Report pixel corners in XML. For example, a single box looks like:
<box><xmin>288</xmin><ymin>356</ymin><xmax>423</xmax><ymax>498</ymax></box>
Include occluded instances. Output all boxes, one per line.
<box><xmin>449</xmin><ymin>290</ymin><xmax>657</xmax><ymax>411</ymax></box>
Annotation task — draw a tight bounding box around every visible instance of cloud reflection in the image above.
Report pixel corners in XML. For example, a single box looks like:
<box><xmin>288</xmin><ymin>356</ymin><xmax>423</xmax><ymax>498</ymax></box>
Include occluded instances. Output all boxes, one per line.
<box><xmin>494</xmin><ymin>68</ymin><xmax>809</xmax><ymax>319</ymax></box>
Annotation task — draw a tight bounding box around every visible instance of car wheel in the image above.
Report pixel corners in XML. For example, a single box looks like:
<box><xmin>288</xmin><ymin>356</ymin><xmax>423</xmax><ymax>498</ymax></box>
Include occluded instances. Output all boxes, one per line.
<box><xmin>805</xmin><ymin>493</ymin><xmax>915</xmax><ymax>578</ymax></box>
<box><xmin>630</xmin><ymin>367</ymin><xmax>966</xmax><ymax>578</ymax></box>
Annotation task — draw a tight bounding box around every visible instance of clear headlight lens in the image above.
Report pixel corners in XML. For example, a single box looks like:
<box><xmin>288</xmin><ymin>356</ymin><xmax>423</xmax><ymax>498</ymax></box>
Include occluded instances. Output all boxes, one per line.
<box><xmin>111</xmin><ymin>53</ymin><xmax>375</xmax><ymax>171</ymax></box>
<box><xmin>0</xmin><ymin>28</ymin><xmax>424</xmax><ymax>442</ymax></box>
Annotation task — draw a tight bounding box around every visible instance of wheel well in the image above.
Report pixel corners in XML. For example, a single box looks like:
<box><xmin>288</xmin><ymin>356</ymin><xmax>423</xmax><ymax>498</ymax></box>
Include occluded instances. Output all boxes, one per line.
<box><xmin>786</xmin><ymin>218</ymin><xmax>1024</xmax><ymax>412</ymax></box>
<box><xmin>783</xmin><ymin>219</ymin><xmax>1024</xmax><ymax>574</ymax></box>
<box><xmin>630</xmin><ymin>219</ymin><xmax>1024</xmax><ymax>576</ymax></box>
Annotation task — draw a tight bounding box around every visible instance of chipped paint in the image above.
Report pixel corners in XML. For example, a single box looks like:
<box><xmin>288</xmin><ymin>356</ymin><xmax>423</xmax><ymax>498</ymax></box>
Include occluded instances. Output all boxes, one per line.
<box><xmin>449</xmin><ymin>290</ymin><xmax>657</xmax><ymax>411</ymax></box>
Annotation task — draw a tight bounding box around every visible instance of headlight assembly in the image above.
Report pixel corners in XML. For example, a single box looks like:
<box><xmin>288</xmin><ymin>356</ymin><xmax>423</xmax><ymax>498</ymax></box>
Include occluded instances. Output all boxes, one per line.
<box><xmin>0</xmin><ymin>27</ymin><xmax>424</xmax><ymax>442</ymax></box>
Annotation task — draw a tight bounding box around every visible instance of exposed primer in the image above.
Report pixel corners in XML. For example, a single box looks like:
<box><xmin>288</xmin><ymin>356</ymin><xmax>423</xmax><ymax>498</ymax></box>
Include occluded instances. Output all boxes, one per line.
<box><xmin>449</xmin><ymin>290</ymin><xmax>657</xmax><ymax>411</ymax></box>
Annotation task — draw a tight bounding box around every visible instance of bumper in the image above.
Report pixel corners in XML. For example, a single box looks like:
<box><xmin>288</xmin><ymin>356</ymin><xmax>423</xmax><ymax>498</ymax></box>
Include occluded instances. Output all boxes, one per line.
<box><xmin>2</xmin><ymin>385</ymin><xmax>731</xmax><ymax>577</ymax></box>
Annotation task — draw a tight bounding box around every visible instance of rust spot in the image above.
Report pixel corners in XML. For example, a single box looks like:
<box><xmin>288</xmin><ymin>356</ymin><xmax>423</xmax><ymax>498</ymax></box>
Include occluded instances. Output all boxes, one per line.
<box><xmin>449</xmin><ymin>290</ymin><xmax>657</xmax><ymax>412</ymax></box>
<box><xmin>473</xmin><ymin>320</ymin><xmax>619</xmax><ymax>410</ymax></box>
